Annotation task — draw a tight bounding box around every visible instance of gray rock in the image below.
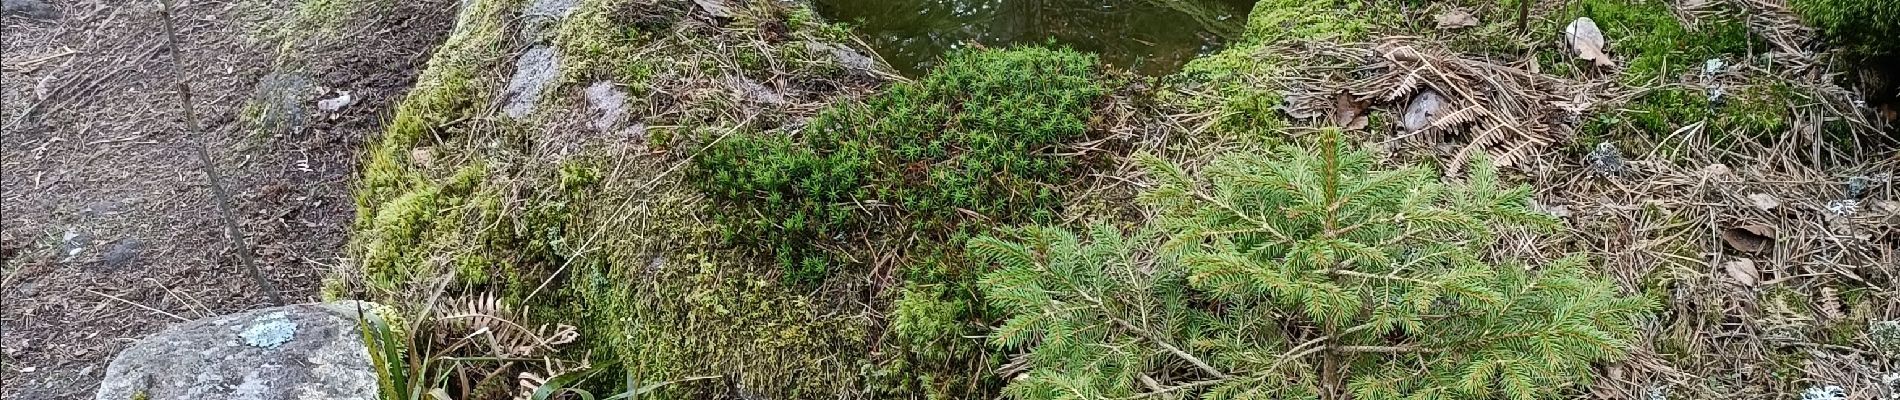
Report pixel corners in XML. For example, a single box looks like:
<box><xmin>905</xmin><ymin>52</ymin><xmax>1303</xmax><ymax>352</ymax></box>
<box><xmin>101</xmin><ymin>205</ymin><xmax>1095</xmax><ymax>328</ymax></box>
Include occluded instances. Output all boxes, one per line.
<box><xmin>522</xmin><ymin>0</ymin><xmax>576</xmax><ymax>19</ymax></box>
<box><xmin>501</xmin><ymin>46</ymin><xmax>560</xmax><ymax>119</ymax></box>
<box><xmin>803</xmin><ymin>41</ymin><xmax>876</xmax><ymax>72</ymax></box>
<box><xmin>101</xmin><ymin>238</ymin><xmax>141</xmax><ymax>269</ymax></box>
<box><xmin>95</xmin><ymin>301</ymin><xmax>387</xmax><ymax>400</ymax></box>
<box><xmin>583</xmin><ymin>81</ymin><xmax>629</xmax><ymax>132</ymax></box>
<box><xmin>2</xmin><ymin>0</ymin><xmax>59</xmax><ymax>19</ymax></box>
<box><xmin>693</xmin><ymin>0</ymin><xmax>732</xmax><ymax>19</ymax></box>
<box><xmin>518</xmin><ymin>0</ymin><xmax>577</xmax><ymax>40</ymax></box>
<box><xmin>1400</xmin><ymin>89</ymin><xmax>1449</xmax><ymax>133</ymax></box>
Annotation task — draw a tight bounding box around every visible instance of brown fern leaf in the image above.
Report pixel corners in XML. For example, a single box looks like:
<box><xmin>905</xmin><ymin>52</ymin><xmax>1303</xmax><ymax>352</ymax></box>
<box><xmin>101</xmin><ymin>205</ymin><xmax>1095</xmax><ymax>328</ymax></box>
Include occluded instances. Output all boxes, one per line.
<box><xmin>437</xmin><ymin>293</ymin><xmax>509</xmax><ymax>335</ymax></box>
<box><xmin>1383</xmin><ymin>69</ymin><xmax>1426</xmax><ymax>102</ymax></box>
<box><xmin>515</xmin><ymin>372</ymin><xmax>548</xmax><ymax>400</ymax></box>
<box><xmin>1489</xmin><ymin>136</ymin><xmax>1546</xmax><ymax>169</ymax></box>
<box><xmin>1447</xmin><ymin>124</ymin><xmax>1510</xmax><ymax>174</ymax></box>
<box><xmin>538</xmin><ymin>324</ymin><xmax>580</xmax><ymax>346</ymax></box>
<box><xmin>1427</xmin><ymin>105</ymin><xmax>1489</xmax><ymax>132</ymax></box>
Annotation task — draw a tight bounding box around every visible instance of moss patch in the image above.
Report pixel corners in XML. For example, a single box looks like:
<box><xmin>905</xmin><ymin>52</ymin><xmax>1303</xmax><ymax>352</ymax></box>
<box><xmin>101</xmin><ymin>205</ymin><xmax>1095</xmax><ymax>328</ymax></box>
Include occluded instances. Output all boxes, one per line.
<box><xmin>693</xmin><ymin>47</ymin><xmax>1108</xmax><ymax>282</ymax></box>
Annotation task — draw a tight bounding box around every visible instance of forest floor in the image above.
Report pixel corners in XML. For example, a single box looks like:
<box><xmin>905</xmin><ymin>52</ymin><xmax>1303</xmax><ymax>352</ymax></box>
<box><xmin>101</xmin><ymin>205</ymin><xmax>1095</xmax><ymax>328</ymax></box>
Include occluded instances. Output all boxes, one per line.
<box><xmin>0</xmin><ymin>0</ymin><xmax>453</xmax><ymax>397</ymax></box>
<box><xmin>2</xmin><ymin>0</ymin><xmax>1897</xmax><ymax>398</ymax></box>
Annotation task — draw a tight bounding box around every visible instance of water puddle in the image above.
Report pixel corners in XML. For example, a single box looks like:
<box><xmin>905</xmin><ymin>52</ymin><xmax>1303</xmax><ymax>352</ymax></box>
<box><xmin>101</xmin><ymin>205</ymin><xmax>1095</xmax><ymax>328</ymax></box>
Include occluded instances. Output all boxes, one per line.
<box><xmin>813</xmin><ymin>0</ymin><xmax>1256</xmax><ymax>76</ymax></box>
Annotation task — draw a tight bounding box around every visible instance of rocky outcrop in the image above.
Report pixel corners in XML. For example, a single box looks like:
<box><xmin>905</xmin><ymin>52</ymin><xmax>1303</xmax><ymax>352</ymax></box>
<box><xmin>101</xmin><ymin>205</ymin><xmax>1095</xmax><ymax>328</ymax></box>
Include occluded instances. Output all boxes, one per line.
<box><xmin>94</xmin><ymin>301</ymin><xmax>387</xmax><ymax>400</ymax></box>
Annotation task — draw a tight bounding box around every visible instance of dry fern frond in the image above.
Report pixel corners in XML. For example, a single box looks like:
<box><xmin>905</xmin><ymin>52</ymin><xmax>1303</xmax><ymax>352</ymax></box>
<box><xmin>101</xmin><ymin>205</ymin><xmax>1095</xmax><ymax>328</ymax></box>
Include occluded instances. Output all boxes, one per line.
<box><xmin>433</xmin><ymin>292</ymin><xmax>576</xmax><ymax>357</ymax></box>
<box><xmin>513</xmin><ymin>357</ymin><xmax>595</xmax><ymax>400</ymax></box>
<box><xmin>1383</xmin><ymin>69</ymin><xmax>1426</xmax><ymax>102</ymax></box>
<box><xmin>516</xmin><ymin>372</ymin><xmax>549</xmax><ymax>400</ymax></box>
<box><xmin>1428</xmin><ymin>105</ymin><xmax>1489</xmax><ymax>130</ymax></box>
<box><xmin>1342</xmin><ymin>41</ymin><xmax>1584</xmax><ymax>174</ymax></box>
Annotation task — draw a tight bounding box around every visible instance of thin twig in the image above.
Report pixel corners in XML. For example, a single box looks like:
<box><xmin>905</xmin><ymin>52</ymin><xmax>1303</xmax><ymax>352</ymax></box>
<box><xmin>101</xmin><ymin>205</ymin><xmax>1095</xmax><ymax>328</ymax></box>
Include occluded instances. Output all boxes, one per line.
<box><xmin>88</xmin><ymin>289</ymin><xmax>189</xmax><ymax>322</ymax></box>
<box><xmin>156</xmin><ymin>0</ymin><xmax>284</xmax><ymax>305</ymax></box>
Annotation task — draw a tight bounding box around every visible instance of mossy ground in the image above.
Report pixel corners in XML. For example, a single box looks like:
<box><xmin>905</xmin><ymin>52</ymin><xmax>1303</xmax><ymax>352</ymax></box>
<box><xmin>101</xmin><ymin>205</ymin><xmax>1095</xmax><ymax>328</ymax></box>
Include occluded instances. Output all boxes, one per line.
<box><xmin>341</xmin><ymin>0</ymin><xmax>896</xmax><ymax>396</ymax></box>
<box><xmin>339</xmin><ymin>0</ymin><xmax>1897</xmax><ymax>398</ymax></box>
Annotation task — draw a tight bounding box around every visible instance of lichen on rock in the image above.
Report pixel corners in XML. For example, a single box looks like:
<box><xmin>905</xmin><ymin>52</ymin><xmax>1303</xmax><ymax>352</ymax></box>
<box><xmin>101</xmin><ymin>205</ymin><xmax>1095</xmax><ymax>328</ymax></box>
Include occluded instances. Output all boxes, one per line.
<box><xmin>94</xmin><ymin>302</ymin><xmax>384</xmax><ymax>400</ymax></box>
<box><xmin>238</xmin><ymin>312</ymin><xmax>298</xmax><ymax>349</ymax></box>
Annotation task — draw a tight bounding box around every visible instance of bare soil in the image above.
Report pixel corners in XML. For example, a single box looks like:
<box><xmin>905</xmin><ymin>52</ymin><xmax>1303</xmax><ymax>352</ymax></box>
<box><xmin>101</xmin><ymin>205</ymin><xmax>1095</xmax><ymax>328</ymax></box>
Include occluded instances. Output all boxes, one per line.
<box><xmin>0</xmin><ymin>0</ymin><xmax>454</xmax><ymax>397</ymax></box>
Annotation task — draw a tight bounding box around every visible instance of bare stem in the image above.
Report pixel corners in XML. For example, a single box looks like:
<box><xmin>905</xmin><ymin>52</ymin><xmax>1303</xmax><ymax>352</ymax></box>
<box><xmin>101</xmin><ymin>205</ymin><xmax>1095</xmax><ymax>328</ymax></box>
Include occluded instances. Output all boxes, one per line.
<box><xmin>156</xmin><ymin>0</ymin><xmax>283</xmax><ymax>305</ymax></box>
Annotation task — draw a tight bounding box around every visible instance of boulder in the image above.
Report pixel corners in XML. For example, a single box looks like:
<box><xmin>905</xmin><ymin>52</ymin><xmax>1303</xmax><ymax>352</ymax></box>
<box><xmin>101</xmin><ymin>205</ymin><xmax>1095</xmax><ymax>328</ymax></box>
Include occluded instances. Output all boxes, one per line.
<box><xmin>2</xmin><ymin>0</ymin><xmax>60</xmax><ymax>20</ymax></box>
<box><xmin>95</xmin><ymin>301</ymin><xmax>387</xmax><ymax>400</ymax></box>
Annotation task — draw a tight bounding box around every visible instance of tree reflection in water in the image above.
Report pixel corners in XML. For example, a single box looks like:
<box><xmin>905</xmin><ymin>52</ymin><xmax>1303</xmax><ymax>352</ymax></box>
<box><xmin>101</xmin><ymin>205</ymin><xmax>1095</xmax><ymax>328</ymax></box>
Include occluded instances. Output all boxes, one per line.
<box><xmin>813</xmin><ymin>0</ymin><xmax>1254</xmax><ymax>75</ymax></box>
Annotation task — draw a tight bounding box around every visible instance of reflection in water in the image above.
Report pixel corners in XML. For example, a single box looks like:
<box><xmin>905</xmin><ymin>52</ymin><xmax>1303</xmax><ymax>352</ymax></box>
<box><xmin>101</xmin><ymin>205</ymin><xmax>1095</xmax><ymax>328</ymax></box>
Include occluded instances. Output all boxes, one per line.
<box><xmin>812</xmin><ymin>0</ymin><xmax>1256</xmax><ymax>75</ymax></box>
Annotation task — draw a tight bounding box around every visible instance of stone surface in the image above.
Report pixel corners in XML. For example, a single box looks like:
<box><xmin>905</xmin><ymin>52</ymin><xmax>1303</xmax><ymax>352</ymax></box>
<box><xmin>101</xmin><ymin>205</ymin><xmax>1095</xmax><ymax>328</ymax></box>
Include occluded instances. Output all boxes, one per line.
<box><xmin>501</xmin><ymin>46</ymin><xmax>560</xmax><ymax>119</ymax></box>
<box><xmin>2</xmin><ymin>0</ymin><xmax>59</xmax><ymax>19</ymax></box>
<box><xmin>803</xmin><ymin>41</ymin><xmax>876</xmax><ymax>72</ymax></box>
<box><xmin>583</xmin><ymin>81</ymin><xmax>629</xmax><ymax>132</ymax></box>
<box><xmin>95</xmin><ymin>302</ymin><xmax>386</xmax><ymax>400</ymax></box>
<box><xmin>522</xmin><ymin>0</ymin><xmax>576</xmax><ymax>19</ymax></box>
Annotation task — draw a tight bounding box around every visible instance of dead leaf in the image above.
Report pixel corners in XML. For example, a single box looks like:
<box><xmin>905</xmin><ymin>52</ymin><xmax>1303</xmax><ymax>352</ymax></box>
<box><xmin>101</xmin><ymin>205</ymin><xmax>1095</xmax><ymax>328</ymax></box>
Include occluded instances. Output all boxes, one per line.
<box><xmin>1747</xmin><ymin>193</ymin><xmax>1781</xmax><ymax>211</ymax></box>
<box><xmin>1566</xmin><ymin>17</ymin><xmax>1615</xmax><ymax>68</ymax></box>
<box><xmin>1331</xmin><ymin>91</ymin><xmax>1370</xmax><ymax>130</ymax></box>
<box><xmin>693</xmin><ymin>0</ymin><xmax>732</xmax><ymax>19</ymax></box>
<box><xmin>1401</xmin><ymin>89</ymin><xmax>1450</xmax><ymax>132</ymax></box>
<box><xmin>411</xmin><ymin>147</ymin><xmax>435</xmax><ymax>169</ymax></box>
<box><xmin>1723</xmin><ymin>258</ymin><xmax>1759</xmax><ymax>287</ymax></box>
<box><xmin>1435</xmin><ymin>9</ymin><xmax>1480</xmax><ymax>30</ymax></box>
<box><xmin>1719</xmin><ymin>224</ymin><xmax>1776</xmax><ymax>253</ymax></box>
<box><xmin>1699</xmin><ymin>163</ymin><xmax>1732</xmax><ymax>178</ymax></box>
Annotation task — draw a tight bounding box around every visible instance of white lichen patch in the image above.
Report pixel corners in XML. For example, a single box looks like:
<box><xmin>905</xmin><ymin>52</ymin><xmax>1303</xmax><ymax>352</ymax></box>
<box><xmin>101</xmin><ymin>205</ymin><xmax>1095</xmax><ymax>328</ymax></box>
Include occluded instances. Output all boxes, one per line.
<box><xmin>239</xmin><ymin>312</ymin><xmax>299</xmax><ymax>349</ymax></box>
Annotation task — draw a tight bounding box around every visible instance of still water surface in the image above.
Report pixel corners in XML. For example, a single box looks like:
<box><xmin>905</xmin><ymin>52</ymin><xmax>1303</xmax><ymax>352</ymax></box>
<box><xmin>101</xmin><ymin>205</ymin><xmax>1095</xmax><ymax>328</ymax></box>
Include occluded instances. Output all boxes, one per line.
<box><xmin>812</xmin><ymin>0</ymin><xmax>1257</xmax><ymax>75</ymax></box>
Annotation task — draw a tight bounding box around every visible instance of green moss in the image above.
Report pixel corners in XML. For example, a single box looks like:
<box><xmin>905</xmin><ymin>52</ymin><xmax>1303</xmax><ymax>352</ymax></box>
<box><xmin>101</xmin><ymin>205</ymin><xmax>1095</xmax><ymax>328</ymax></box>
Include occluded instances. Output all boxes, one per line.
<box><xmin>1237</xmin><ymin>0</ymin><xmax>1382</xmax><ymax>46</ymax></box>
<box><xmin>353</xmin><ymin>0</ymin><xmax>515</xmax><ymax>220</ymax></box>
<box><xmin>565</xmin><ymin>186</ymin><xmax>869</xmax><ymax>398</ymax></box>
<box><xmin>555</xmin><ymin>0</ymin><xmax>682</xmax><ymax>86</ymax></box>
<box><xmin>1556</xmin><ymin>0</ymin><xmax>1750</xmax><ymax>83</ymax></box>
<box><xmin>356</xmin><ymin>164</ymin><xmax>487</xmax><ymax>292</ymax></box>
<box><xmin>693</xmin><ymin>47</ymin><xmax>1107</xmax><ymax>282</ymax></box>
<box><xmin>1580</xmin><ymin>78</ymin><xmax>1804</xmax><ymax>160</ymax></box>
<box><xmin>1793</xmin><ymin>0</ymin><xmax>1900</xmax><ymax>60</ymax></box>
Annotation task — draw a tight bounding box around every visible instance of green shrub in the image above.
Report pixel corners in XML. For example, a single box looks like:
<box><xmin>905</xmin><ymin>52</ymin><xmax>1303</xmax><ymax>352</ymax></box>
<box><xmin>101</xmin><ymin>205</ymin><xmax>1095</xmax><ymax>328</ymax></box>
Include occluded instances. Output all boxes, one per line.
<box><xmin>971</xmin><ymin>133</ymin><xmax>1656</xmax><ymax>400</ymax></box>
<box><xmin>694</xmin><ymin>46</ymin><xmax>1107</xmax><ymax>282</ymax></box>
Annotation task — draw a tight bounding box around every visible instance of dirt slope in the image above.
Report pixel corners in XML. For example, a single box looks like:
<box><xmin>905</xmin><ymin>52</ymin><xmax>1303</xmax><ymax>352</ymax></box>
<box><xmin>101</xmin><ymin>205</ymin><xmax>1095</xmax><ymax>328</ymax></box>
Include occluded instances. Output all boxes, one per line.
<box><xmin>0</xmin><ymin>0</ymin><xmax>454</xmax><ymax>396</ymax></box>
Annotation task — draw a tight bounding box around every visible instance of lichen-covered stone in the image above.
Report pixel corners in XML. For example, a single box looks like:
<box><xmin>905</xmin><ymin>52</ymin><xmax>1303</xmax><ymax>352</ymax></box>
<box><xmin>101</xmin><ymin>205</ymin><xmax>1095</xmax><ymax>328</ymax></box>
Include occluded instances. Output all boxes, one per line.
<box><xmin>94</xmin><ymin>301</ymin><xmax>386</xmax><ymax>400</ymax></box>
<box><xmin>501</xmin><ymin>46</ymin><xmax>560</xmax><ymax>118</ymax></box>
